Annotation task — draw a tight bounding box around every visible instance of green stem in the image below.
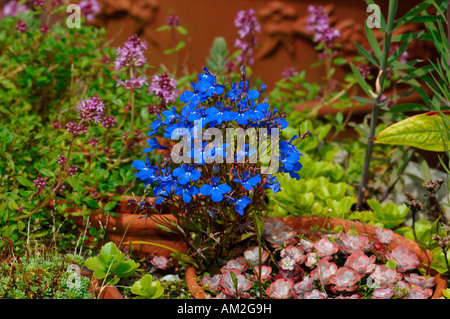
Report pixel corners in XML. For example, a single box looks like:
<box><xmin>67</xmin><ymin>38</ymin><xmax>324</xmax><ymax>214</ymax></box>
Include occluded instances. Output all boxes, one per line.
<box><xmin>356</xmin><ymin>0</ymin><xmax>398</xmax><ymax>210</ymax></box>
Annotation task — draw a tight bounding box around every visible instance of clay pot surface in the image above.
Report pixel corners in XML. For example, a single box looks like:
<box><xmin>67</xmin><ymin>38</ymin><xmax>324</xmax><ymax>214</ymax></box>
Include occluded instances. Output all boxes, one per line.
<box><xmin>81</xmin><ymin>269</ymin><xmax>124</xmax><ymax>299</ymax></box>
<box><xmin>186</xmin><ymin>216</ymin><xmax>447</xmax><ymax>299</ymax></box>
<box><xmin>70</xmin><ymin>196</ymin><xmax>187</xmax><ymax>258</ymax></box>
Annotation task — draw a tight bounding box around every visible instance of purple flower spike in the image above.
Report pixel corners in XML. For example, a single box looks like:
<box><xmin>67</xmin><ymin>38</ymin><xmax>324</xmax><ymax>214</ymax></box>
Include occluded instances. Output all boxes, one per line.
<box><xmin>114</xmin><ymin>34</ymin><xmax>148</xmax><ymax>72</ymax></box>
<box><xmin>148</xmin><ymin>72</ymin><xmax>178</xmax><ymax>104</ymax></box>
<box><xmin>76</xmin><ymin>95</ymin><xmax>104</xmax><ymax>124</ymax></box>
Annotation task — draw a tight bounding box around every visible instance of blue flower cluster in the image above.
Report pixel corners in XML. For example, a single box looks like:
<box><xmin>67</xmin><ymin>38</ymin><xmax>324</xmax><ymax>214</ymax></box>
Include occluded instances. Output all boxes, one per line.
<box><xmin>132</xmin><ymin>67</ymin><xmax>303</xmax><ymax>216</ymax></box>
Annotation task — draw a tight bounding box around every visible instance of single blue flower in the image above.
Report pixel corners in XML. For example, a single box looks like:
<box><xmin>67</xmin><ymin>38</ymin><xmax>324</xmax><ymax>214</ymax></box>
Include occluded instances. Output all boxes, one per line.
<box><xmin>205</xmin><ymin>142</ymin><xmax>228</xmax><ymax>162</ymax></box>
<box><xmin>233</xmin><ymin>170</ymin><xmax>261</xmax><ymax>191</ymax></box>
<box><xmin>262</xmin><ymin>175</ymin><xmax>281</xmax><ymax>193</ymax></box>
<box><xmin>173</xmin><ymin>164</ymin><xmax>201</xmax><ymax>185</ymax></box>
<box><xmin>200</xmin><ymin>177</ymin><xmax>232</xmax><ymax>202</ymax></box>
<box><xmin>226</xmin><ymin>196</ymin><xmax>252</xmax><ymax>216</ymax></box>
<box><xmin>180</xmin><ymin>82</ymin><xmax>202</xmax><ymax>106</ymax></box>
<box><xmin>153</xmin><ymin>185</ymin><xmax>169</xmax><ymax>204</ymax></box>
<box><xmin>143</xmin><ymin>137</ymin><xmax>168</xmax><ymax>153</ymax></box>
<box><xmin>205</xmin><ymin>102</ymin><xmax>237</xmax><ymax>125</ymax></box>
<box><xmin>132</xmin><ymin>158</ymin><xmax>158</xmax><ymax>186</ymax></box>
<box><xmin>175</xmin><ymin>184</ymin><xmax>199</xmax><ymax>203</ymax></box>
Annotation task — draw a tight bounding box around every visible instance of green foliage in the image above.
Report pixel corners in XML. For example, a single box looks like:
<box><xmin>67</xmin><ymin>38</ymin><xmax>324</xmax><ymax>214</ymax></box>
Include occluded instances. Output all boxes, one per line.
<box><xmin>0</xmin><ymin>251</ymin><xmax>93</xmax><ymax>299</ymax></box>
<box><xmin>130</xmin><ymin>274</ymin><xmax>165</xmax><ymax>299</ymax></box>
<box><xmin>362</xmin><ymin>199</ymin><xmax>409</xmax><ymax>229</ymax></box>
<box><xmin>206</xmin><ymin>37</ymin><xmax>229</xmax><ymax>75</ymax></box>
<box><xmin>84</xmin><ymin>242</ymin><xmax>139</xmax><ymax>286</ymax></box>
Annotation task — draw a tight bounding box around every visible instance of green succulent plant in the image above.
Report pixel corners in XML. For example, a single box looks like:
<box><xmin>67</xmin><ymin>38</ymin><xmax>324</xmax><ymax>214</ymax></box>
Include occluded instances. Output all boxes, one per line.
<box><xmin>130</xmin><ymin>274</ymin><xmax>165</xmax><ymax>299</ymax></box>
<box><xmin>84</xmin><ymin>242</ymin><xmax>139</xmax><ymax>286</ymax></box>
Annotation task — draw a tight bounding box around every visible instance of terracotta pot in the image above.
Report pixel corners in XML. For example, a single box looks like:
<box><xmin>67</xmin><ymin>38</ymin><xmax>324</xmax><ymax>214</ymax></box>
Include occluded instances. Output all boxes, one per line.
<box><xmin>81</xmin><ymin>269</ymin><xmax>124</xmax><ymax>299</ymax></box>
<box><xmin>186</xmin><ymin>216</ymin><xmax>447</xmax><ymax>299</ymax></box>
<box><xmin>70</xmin><ymin>196</ymin><xmax>187</xmax><ymax>258</ymax></box>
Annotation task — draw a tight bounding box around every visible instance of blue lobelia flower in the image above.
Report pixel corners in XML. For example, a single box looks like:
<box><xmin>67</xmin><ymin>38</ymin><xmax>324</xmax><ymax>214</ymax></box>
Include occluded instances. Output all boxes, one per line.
<box><xmin>262</xmin><ymin>174</ymin><xmax>281</xmax><ymax>193</ymax></box>
<box><xmin>132</xmin><ymin>158</ymin><xmax>158</xmax><ymax>187</ymax></box>
<box><xmin>153</xmin><ymin>185</ymin><xmax>169</xmax><ymax>204</ymax></box>
<box><xmin>200</xmin><ymin>177</ymin><xmax>232</xmax><ymax>202</ymax></box>
<box><xmin>226</xmin><ymin>196</ymin><xmax>252</xmax><ymax>216</ymax></box>
<box><xmin>233</xmin><ymin>170</ymin><xmax>261</xmax><ymax>191</ymax></box>
<box><xmin>173</xmin><ymin>164</ymin><xmax>201</xmax><ymax>185</ymax></box>
<box><xmin>175</xmin><ymin>184</ymin><xmax>199</xmax><ymax>203</ymax></box>
<box><xmin>179</xmin><ymin>82</ymin><xmax>203</xmax><ymax>107</ymax></box>
<box><xmin>143</xmin><ymin>137</ymin><xmax>168</xmax><ymax>153</ymax></box>
<box><xmin>205</xmin><ymin>102</ymin><xmax>237</xmax><ymax>126</ymax></box>
<box><xmin>196</xmin><ymin>68</ymin><xmax>224</xmax><ymax>98</ymax></box>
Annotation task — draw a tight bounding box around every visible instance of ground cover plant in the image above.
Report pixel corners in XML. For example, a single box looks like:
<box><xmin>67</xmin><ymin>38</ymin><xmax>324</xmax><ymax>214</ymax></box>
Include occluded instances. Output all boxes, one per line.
<box><xmin>0</xmin><ymin>0</ymin><xmax>449</xmax><ymax>300</ymax></box>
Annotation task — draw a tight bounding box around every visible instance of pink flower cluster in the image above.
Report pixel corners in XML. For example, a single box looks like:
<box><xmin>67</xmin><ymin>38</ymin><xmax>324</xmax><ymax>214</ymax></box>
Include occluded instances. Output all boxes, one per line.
<box><xmin>233</xmin><ymin>8</ymin><xmax>261</xmax><ymax>66</ymax></box>
<box><xmin>148</xmin><ymin>72</ymin><xmax>178</xmax><ymax>105</ymax></box>
<box><xmin>306</xmin><ymin>5</ymin><xmax>340</xmax><ymax>57</ymax></box>
<box><xmin>199</xmin><ymin>217</ymin><xmax>436</xmax><ymax>299</ymax></box>
<box><xmin>114</xmin><ymin>34</ymin><xmax>148</xmax><ymax>73</ymax></box>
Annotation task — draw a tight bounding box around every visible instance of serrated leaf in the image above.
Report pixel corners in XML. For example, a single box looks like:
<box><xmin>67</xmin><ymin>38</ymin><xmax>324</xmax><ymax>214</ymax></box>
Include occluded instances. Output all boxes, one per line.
<box><xmin>374</xmin><ymin>111</ymin><xmax>450</xmax><ymax>152</ymax></box>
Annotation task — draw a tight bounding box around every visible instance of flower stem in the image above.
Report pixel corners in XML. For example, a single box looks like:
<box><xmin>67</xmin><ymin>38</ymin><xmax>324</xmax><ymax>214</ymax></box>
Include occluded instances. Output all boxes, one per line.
<box><xmin>356</xmin><ymin>0</ymin><xmax>398</xmax><ymax>211</ymax></box>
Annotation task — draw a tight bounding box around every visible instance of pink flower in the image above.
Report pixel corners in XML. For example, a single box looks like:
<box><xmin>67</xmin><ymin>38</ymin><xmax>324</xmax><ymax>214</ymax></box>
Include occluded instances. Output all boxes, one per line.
<box><xmin>310</xmin><ymin>259</ymin><xmax>338</xmax><ymax>285</ymax></box>
<box><xmin>243</xmin><ymin>246</ymin><xmax>269</xmax><ymax>266</ymax></box>
<box><xmin>314</xmin><ymin>237</ymin><xmax>339</xmax><ymax>260</ymax></box>
<box><xmin>404</xmin><ymin>273</ymin><xmax>436</xmax><ymax>289</ymax></box>
<box><xmin>279</xmin><ymin>256</ymin><xmax>296</xmax><ymax>271</ymax></box>
<box><xmin>344</xmin><ymin>250</ymin><xmax>377</xmax><ymax>274</ymax></box>
<box><xmin>148</xmin><ymin>72</ymin><xmax>178</xmax><ymax>104</ymax></box>
<box><xmin>266</xmin><ymin>278</ymin><xmax>294</xmax><ymax>299</ymax></box>
<box><xmin>114</xmin><ymin>34</ymin><xmax>148</xmax><ymax>72</ymax></box>
<box><xmin>387</xmin><ymin>245</ymin><xmax>420</xmax><ymax>272</ymax></box>
<box><xmin>117</xmin><ymin>76</ymin><xmax>148</xmax><ymax>90</ymax></box>
<box><xmin>340</xmin><ymin>233</ymin><xmax>373</xmax><ymax>255</ymax></box>
<box><xmin>220</xmin><ymin>269</ymin><xmax>253</xmax><ymax>298</ymax></box>
<box><xmin>76</xmin><ymin>95</ymin><xmax>104</xmax><ymax>124</ymax></box>
<box><xmin>330</xmin><ymin>266</ymin><xmax>362</xmax><ymax>293</ymax></box>
<box><xmin>373</xmin><ymin>227</ymin><xmax>395</xmax><ymax>245</ymax></box>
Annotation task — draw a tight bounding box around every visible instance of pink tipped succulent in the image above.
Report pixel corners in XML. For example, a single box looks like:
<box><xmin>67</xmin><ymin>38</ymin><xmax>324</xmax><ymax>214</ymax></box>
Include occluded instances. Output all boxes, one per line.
<box><xmin>252</xmin><ymin>265</ymin><xmax>272</xmax><ymax>282</ymax></box>
<box><xmin>310</xmin><ymin>259</ymin><xmax>338</xmax><ymax>285</ymax></box>
<box><xmin>150</xmin><ymin>255</ymin><xmax>170</xmax><ymax>271</ymax></box>
<box><xmin>280</xmin><ymin>245</ymin><xmax>305</xmax><ymax>264</ymax></box>
<box><xmin>220</xmin><ymin>256</ymin><xmax>248</xmax><ymax>273</ymax></box>
<box><xmin>305</xmin><ymin>252</ymin><xmax>319</xmax><ymax>268</ymax></box>
<box><xmin>373</xmin><ymin>227</ymin><xmax>395</xmax><ymax>245</ymax></box>
<box><xmin>330</xmin><ymin>266</ymin><xmax>362</xmax><ymax>293</ymax></box>
<box><xmin>404</xmin><ymin>273</ymin><xmax>436</xmax><ymax>289</ymax></box>
<box><xmin>333</xmin><ymin>294</ymin><xmax>357</xmax><ymax>300</ymax></box>
<box><xmin>344</xmin><ymin>250</ymin><xmax>377</xmax><ymax>275</ymax></box>
<box><xmin>302</xmin><ymin>289</ymin><xmax>327</xmax><ymax>299</ymax></box>
<box><xmin>314</xmin><ymin>237</ymin><xmax>339</xmax><ymax>260</ymax></box>
<box><xmin>244</xmin><ymin>246</ymin><xmax>269</xmax><ymax>266</ymax></box>
<box><xmin>368</xmin><ymin>265</ymin><xmax>402</xmax><ymax>287</ymax></box>
<box><xmin>262</xmin><ymin>217</ymin><xmax>297</xmax><ymax>247</ymax></box>
<box><xmin>371</xmin><ymin>286</ymin><xmax>395</xmax><ymax>299</ymax></box>
<box><xmin>220</xmin><ymin>269</ymin><xmax>253</xmax><ymax>298</ymax></box>
<box><xmin>339</xmin><ymin>233</ymin><xmax>373</xmax><ymax>255</ymax></box>
<box><xmin>298</xmin><ymin>239</ymin><xmax>314</xmax><ymax>252</ymax></box>
<box><xmin>293</xmin><ymin>275</ymin><xmax>315</xmax><ymax>296</ymax></box>
<box><xmin>266</xmin><ymin>278</ymin><xmax>294</xmax><ymax>299</ymax></box>
<box><xmin>387</xmin><ymin>245</ymin><xmax>420</xmax><ymax>272</ymax></box>
<box><xmin>402</xmin><ymin>285</ymin><xmax>433</xmax><ymax>299</ymax></box>
<box><xmin>275</xmin><ymin>264</ymin><xmax>304</xmax><ymax>282</ymax></box>
<box><xmin>200</xmin><ymin>274</ymin><xmax>222</xmax><ymax>293</ymax></box>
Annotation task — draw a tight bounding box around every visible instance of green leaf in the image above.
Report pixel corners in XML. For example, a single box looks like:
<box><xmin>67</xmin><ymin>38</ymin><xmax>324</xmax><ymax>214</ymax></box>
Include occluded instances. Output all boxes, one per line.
<box><xmin>131</xmin><ymin>274</ymin><xmax>164</xmax><ymax>299</ymax></box>
<box><xmin>103</xmin><ymin>200</ymin><xmax>117</xmax><ymax>212</ymax></box>
<box><xmin>39</xmin><ymin>168</ymin><xmax>55</xmax><ymax>178</ymax></box>
<box><xmin>17</xmin><ymin>176</ymin><xmax>34</xmax><ymax>187</ymax></box>
<box><xmin>85</xmin><ymin>198</ymin><xmax>98</xmax><ymax>209</ymax></box>
<box><xmin>386</xmin><ymin>259</ymin><xmax>397</xmax><ymax>270</ymax></box>
<box><xmin>374</xmin><ymin>111</ymin><xmax>450</xmax><ymax>152</ymax></box>
<box><xmin>175</xmin><ymin>40</ymin><xmax>186</xmax><ymax>51</ymax></box>
<box><xmin>176</xmin><ymin>26</ymin><xmax>188</xmax><ymax>35</ymax></box>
